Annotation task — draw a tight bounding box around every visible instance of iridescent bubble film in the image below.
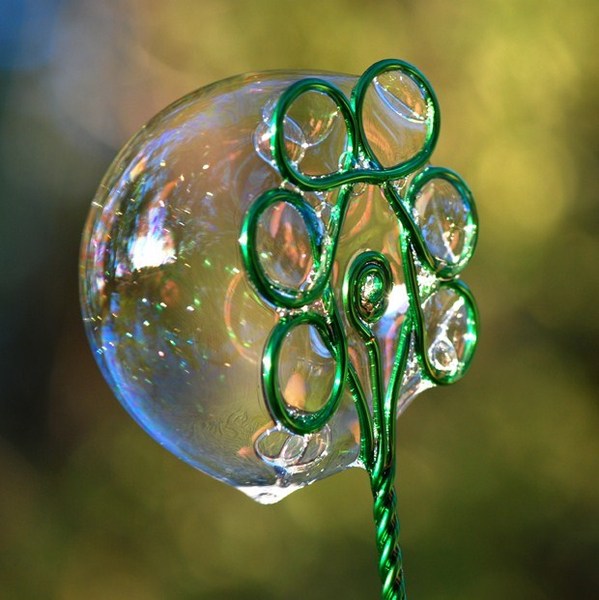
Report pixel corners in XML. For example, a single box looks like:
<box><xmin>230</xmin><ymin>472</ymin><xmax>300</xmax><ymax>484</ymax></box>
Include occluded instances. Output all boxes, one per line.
<box><xmin>80</xmin><ymin>68</ymin><xmax>476</xmax><ymax>504</ymax></box>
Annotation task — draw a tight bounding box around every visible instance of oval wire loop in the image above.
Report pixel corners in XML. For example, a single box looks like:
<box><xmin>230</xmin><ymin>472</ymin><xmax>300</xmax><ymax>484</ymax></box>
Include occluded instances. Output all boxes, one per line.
<box><xmin>272</xmin><ymin>78</ymin><xmax>359</xmax><ymax>191</ymax></box>
<box><xmin>383</xmin><ymin>166</ymin><xmax>478</xmax><ymax>279</ymax></box>
<box><xmin>351</xmin><ymin>58</ymin><xmax>440</xmax><ymax>177</ymax></box>
<box><xmin>261</xmin><ymin>292</ymin><xmax>348</xmax><ymax>435</ymax></box>
<box><xmin>404</xmin><ymin>166</ymin><xmax>478</xmax><ymax>278</ymax></box>
<box><xmin>239</xmin><ymin>187</ymin><xmax>327</xmax><ymax>309</ymax></box>
<box><xmin>421</xmin><ymin>280</ymin><xmax>479</xmax><ymax>385</ymax></box>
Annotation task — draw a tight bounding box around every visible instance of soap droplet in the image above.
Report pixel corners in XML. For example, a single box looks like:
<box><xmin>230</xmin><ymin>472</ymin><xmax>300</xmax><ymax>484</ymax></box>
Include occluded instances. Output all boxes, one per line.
<box><xmin>427</xmin><ymin>336</ymin><xmax>459</xmax><ymax>373</ymax></box>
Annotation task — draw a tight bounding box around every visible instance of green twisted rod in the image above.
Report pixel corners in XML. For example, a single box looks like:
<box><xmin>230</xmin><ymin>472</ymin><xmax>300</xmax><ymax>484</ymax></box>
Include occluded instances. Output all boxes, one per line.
<box><xmin>239</xmin><ymin>59</ymin><xmax>479</xmax><ymax>599</ymax></box>
<box><xmin>344</xmin><ymin>251</ymin><xmax>411</xmax><ymax>599</ymax></box>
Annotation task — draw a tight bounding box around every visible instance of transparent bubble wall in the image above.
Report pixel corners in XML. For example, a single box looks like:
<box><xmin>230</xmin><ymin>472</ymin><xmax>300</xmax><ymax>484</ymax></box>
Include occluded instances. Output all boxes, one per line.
<box><xmin>80</xmin><ymin>70</ymin><xmax>470</xmax><ymax>504</ymax></box>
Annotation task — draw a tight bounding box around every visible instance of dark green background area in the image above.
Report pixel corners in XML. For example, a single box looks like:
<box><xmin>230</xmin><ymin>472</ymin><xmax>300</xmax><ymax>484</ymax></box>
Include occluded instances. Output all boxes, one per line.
<box><xmin>1</xmin><ymin>1</ymin><xmax>597</xmax><ymax>598</ymax></box>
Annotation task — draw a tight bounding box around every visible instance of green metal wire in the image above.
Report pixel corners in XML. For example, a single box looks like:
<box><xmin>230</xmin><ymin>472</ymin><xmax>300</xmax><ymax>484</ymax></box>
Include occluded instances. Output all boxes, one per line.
<box><xmin>239</xmin><ymin>58</ymin><xmax>479</xmax><ymax>599</ymax></box>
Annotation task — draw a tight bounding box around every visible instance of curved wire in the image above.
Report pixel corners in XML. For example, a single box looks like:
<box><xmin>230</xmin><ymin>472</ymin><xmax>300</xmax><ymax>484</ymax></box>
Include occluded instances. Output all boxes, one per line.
<box><xmin>352</xmin><ymin>58</ymin><xmax>440</xmax><ymax>180</ymax></box>
<box><xmin>261</xmin><ymin>287</ymin><xmax>348</xmax><ymax>434</ymax></box>
<box><xmin>239</xmin><ymin>58</ymin><xmax>479</xmax><ymax>600</ymax></box>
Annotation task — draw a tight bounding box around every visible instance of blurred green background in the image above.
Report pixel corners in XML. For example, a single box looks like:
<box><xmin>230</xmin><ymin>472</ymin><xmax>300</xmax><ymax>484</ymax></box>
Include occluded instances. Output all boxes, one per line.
<box><xmin>1</xmin><ymin>0</ymin><xmax>597</xmax><ymax>598</ymax></box>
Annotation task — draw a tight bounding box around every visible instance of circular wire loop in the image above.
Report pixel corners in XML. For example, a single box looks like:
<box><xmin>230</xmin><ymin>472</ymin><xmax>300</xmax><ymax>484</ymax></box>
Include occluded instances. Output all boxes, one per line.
<box><xmin>343</xmin><ymin>251</ymin><xmax>394</xmax><ymax>340</ymax></box>
<box><xmin>239</xmin><ymin>187</ymin><xmax>327</xmax><ymax>309</ymax></box>
<box><xmin>404</xmin><ymin>166</ymin><xmax>478</xmax><ymax>279</ymax></box>
<box><xmin>418</xmin><ymin>279</ymin><xmax>479</xmax><ymax>386</ymax></box>
<box><xmin>273</xmin><ymin>79</ymin><xmax>358</xmax><ymax>191</ymax></box>
<box><xmin>351</xmin><ymin>58</ymin><xmax>440</xmax><ymax>177</ymax></box>
<box><xmin>262</xmin><ymin>308</ymin><xmax>348</xmax><ymax>434</ymax></box>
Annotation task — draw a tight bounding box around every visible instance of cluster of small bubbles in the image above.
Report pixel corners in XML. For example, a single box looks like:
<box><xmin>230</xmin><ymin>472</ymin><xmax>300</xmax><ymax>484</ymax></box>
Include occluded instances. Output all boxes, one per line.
<box><xmin>315</xmin><ymin>200</ymin><xmax>332</xmax><ymax>222</ymax></box>
<box><xmin>309</xmin><ymin>297</ymin><xmax>328</xmax><ymax>317</ymax></box>
<box><xmin>253</xmin><ymin>119</ymin><xmax>306</xmax><ymax>167</ymax></box>
<box><xmin>412</xmin><ymin>251</ymin><xmax>438</xmax><ymax>296</ymax></box>
<box><xmin>279</xmin><ymin>179</ymin><xmax>303</xmax><ymax>194</ymax></box>
<box><xmin>337</xmin><ymin>149</ymin><xmax>356</xmax><ymax>172</ymax></box>
<box><xmin>391</xmin><ymin>176</ymin><xmax>410</xmax><ymax>196</ymax></box>
<box><xmin>254</xmin><ymin>423</ymin><xmax>331</xmax><ymax>475</ymax></box>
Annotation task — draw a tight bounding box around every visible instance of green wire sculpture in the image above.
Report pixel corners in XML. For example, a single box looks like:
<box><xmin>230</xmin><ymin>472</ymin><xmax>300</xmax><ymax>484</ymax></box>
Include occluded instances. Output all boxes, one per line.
<box><xmin>240</xmin><ymin>59</ymin><xmax>479</xmax><ymax>600</ymax></box>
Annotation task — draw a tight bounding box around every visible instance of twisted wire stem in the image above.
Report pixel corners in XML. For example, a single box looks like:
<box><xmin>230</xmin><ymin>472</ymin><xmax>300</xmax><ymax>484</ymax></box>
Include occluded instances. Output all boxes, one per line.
<box><xmin>343</xmin><ymin>252</ymin><xmax>411</xmax><ymax>599</ymax></box>
<box><xmin>371</xmin><ymin>463</ymin><xmax>405</xmax><ymax>600</ymax></box>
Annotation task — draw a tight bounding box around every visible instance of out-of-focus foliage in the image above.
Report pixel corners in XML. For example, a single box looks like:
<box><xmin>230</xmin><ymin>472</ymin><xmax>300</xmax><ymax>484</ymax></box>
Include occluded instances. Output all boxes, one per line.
<box><xmin>0</xmin><ymin>0</ymin><xmax>597</xmax><ymax>598</ymax></box>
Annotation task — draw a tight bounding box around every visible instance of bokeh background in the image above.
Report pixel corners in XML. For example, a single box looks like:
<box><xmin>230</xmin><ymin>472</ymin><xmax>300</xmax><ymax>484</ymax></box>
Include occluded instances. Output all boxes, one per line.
<box><xmin>1</xmin><ymin>0</ymin><xmax>598</xmax><ymax>598</ymax></box>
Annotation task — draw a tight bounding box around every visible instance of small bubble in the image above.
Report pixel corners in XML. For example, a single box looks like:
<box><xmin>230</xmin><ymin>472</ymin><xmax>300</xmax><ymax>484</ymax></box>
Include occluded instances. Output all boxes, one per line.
<box><xmin>427</xmin><ymin>337</ymin><xmax>458</xmax><ymax>374</ymax></box>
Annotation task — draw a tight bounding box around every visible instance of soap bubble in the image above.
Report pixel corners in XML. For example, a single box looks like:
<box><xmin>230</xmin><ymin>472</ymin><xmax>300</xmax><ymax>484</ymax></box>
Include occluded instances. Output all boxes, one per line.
<box><xmin>80</xmin><ymin>69</ymin><xmax>462</xmax><ymax>503</ymax></box>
